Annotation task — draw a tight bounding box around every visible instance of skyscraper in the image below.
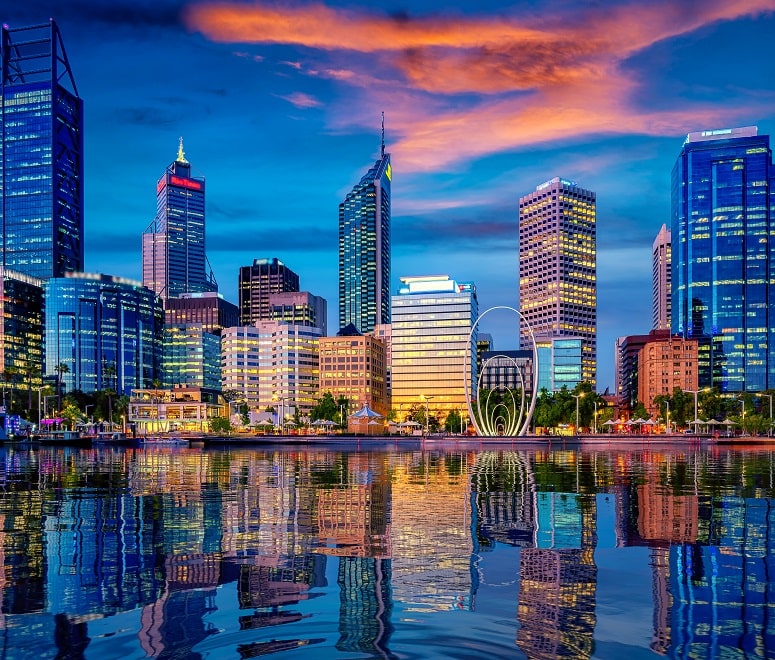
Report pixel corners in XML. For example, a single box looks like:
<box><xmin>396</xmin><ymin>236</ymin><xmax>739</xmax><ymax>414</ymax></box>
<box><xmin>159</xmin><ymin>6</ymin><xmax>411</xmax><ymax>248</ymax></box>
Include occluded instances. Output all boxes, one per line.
<box><xmin>142</xmin><ymin>139</ymin><xmax>217</xmax><ymax>301</ymax></box>
<box><xmin>339</xmin><ymin>125</ymin><xmax>391</xmax><ymax>334</ymax></box>
<box><xmin>391</xmin><ymin>275</ymin><xmax>477</xmax><ymax>421</ymax></box>
<box><xmin>519</xmin><ymin>177</ymin><xmax>597</xmax><ymax>388</ymax></box>
<box><xmin>0</xmin><ymin>21</ymin><xmax>84</xmax><ymax>279</ymax></box>
<box><xmin>672</xmin><ymin>126</ymin><xmax>774</xmax><ymax>392</ymax></box>
<box><xmin>652</xmin><ymin>224</ymin><xmax>671</xmax><ymax>331</ymax></box>
<box><xmin>238</xmin><ymin>258</ymin><xmax>299</xmax><ymax>325</ymax></box>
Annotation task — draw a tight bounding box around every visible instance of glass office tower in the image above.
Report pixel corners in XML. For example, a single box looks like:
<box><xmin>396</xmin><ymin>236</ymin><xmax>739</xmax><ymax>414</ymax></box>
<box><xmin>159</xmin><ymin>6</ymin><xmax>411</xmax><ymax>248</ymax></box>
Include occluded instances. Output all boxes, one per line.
<box><xmin>672</xmin><ymin>126</ymin><xmax>775</xmax><ymax>392</ymax></box>
<box><xmin>44</xmin><ymin>273</ymin><xmax>163</xmax><ymax>395</ymax></box>
<box><xmin>519</xmin><ymin>177</ymin><xmax>597</xmax><ymax>388</ymax></box>
<box><xmin>0</xmin><ymin>21</ymin><xmax>84</xmax><ymax>279</ymax></box>
<box><xmin>238</xmin><ymin>257</ymin><xmax>299</xmax><ymax>325</ymax></box>
<box><xmin>142</xmin><ymin>139</ymin><xmax>217</xmax><ymax>301</ymax></box>
<box><xmin>391</xmin><ymin>275</ymin><xmax>477</xmax><ymax>420</ymax></box>
<box><xmin>339</xmin><ymin>138</ymin><xmax>391</xmax><ymax>334</ymax></box>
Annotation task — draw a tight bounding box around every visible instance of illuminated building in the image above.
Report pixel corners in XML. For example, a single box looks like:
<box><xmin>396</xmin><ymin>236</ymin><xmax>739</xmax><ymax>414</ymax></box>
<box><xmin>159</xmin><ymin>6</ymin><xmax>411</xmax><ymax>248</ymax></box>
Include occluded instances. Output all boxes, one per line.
<box><xmin>339</xmin><ymin>133</ymin><xmax>391</xmax><ymax>334</ymax></box>
<box><xmin>43</xmin><ymin>273</ymin><xmax>163</xmax><ymax>395</ymax></box>
<box><xmin>652</xmin><ymin>224</ymin><xmax>671</xmax><ymax>331</ymax></box>
<box><xmin>1</xmin><ymin>21</ymin><xmax>83</xmax><ymax>279</ymax></box>
<box><xmin>479</xmin><ymin>349</ymin><xmax>533</xmax><ymax>393</ymax></box>
<box><xmin>519</xmin><ymin>177</ymin><xmax>597</xmax><ymax>388</ymax></box>
<box><xmin>535</xmin><ymin>335</ymin><xmax>583</xmax><ymax>392</ymax></box>
<box><xmin>318</xmin><ymin>324</ymin><xmax>388</xmax><ymax>422</ymax></box>
<box><xmin>0</xmin><ymin>268</ymin><xmax>44</xmax><ymax>396</ymax></box>
<box><xmin>372</xmin><ymin>323</ymin><xmax>392</xmax><ymax>401</ymax></box>
<box><xmin>128</xmin><ymin>385</ymin><xmax>226</xmax><ymax>434</ymax></box>
<box><xmin>672</xmin><ymin>126</ymin><xmax>775</xmax><ymax>391</ymax></box>
<box><xmin>162</xmin><ymin>324</ymin><xmax>221</xmax><ymax>390</ymax></box>
<box><xmin>269</xmin><ymin>290</ymin><xmax>327</xmax><ymax>337</ymax></box>
<box><xmin>238</xmin><ymin>258</ymin><xmax>299</xmax><ymax>325</ymax></box>
<box><xmin>221</xmin><ymin>320</ymin><xmax>321</xmax><ymax>415</ymax></box>
<box><xmin>637</xmin><ymin>334</ymin><xmax>698</xmax><ymax>417</ymax></box>
<box><xmin>391</xmin><ymin>275</ymin><xmax>477</xmax><ymax>421</ymax></box>
<box><xmin>163</xmin><ymin>292</ymin><xmax>238</xmax><ymax>336</ymax></box>
<box><xmin>142</xmin><ymin>139</ymin><xmax>217</xmax><ymax>301</ymax></box>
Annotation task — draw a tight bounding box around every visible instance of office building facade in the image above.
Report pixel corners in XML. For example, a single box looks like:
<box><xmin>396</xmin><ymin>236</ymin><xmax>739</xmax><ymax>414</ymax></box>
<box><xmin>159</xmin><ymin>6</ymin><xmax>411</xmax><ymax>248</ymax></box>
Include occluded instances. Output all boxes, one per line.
<box><xmin>238</xmin><ymin>258</ymin><xmax>299</xmax><ymax>326</ymax></box>
<box><xmin>221</xmin><ymin>321</ymin><xmax>321</xmax><ymax>416</ymax></box>
<box><xmin>535</xmin><ymin>335</ymin><xmax>583</xmax><ymax>393</ymax></box>
<box><xmin>637</xmin><ymin>334</ymin><xmax>699</xmax><ymax>418</ymax></box>
<box><xmin>519</xmin><ymin>177</ymin><xmax>597</xmax><ymax>388</ymax></box>
<box><xmin>391</xmin><ymin>275</ymin><xmax>477</xmax><ymax>421</ymax></box>
<box><xmin>1</xmin><ymin>21</ymin><xmax>84</xmax><ymax>280</ymax></box>
<box><xmin>163</xmin><ymin>291</ymin><xmax>238</xmax><ymax>336</ymax></box>
<box><xmin>339</xmin><ymin>142</ymin><xmax>391</xmax><ymax>334</ymax></box>
<box><xmin>44</xmin><ymin>273</ymin><xmax>163</xmax><ymax>395</ymax></box>
<box><xmin>142</xmin><ymin>139</ymin><xmax>216</xmax><ymax>301</ymax></box>
<box><xmin>672</xmin><ymin>126</ymin><xmax>775</xmax><ymax>392</ymax></box>
<box><xmin>162</xmin><ymin>324</ymin><xmax>221</xmax><ymax>390</ymax></box>
<box><xmin>0</xmin><ymin>268</ymin><xmax>44</xmax><ymax>399</ymax></box>
<box><xmin>652</xmin><ymin>224</ymin><xmax>671</xmax><ymax>331</ymax></box>
<box><xmin>269</xmin><ymin>290</ymin><xmax>327</xmax><ymax>337</ymax></box>
<box><xmin>318</xmin><ymin>325</ymin><xmax>388</xmax><ymax>419</ymax></box>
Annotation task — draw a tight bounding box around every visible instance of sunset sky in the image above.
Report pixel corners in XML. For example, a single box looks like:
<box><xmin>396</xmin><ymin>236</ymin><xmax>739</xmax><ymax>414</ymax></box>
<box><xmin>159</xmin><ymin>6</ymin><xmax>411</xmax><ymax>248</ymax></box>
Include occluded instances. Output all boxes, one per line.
<box><xmin>4</xmin><ymin>0</ymin><xmax>775</xmax><ymax>389</ymax></box>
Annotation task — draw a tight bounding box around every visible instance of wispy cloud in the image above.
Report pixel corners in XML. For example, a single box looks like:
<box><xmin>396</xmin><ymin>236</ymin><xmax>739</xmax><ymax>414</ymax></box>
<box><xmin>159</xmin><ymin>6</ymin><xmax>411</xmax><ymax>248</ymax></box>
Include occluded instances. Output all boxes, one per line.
<box><xmin>184</xmin><ymin>0</ymin><xmax>775</xmax><ymax>171</ymax></box>
<box><xmin>278</xmin><ymin>91</ymin><xmax>323</xmax><ymax>108</ymax></box>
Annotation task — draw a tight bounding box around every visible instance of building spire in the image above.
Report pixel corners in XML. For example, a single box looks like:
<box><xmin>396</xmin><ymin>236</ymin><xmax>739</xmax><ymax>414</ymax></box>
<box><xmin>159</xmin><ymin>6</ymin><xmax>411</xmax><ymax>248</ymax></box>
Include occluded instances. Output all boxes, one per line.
<box><xmin>176</xmin><ymin>136</ymin><xmax>188</xmax><ymax>164</ymax></box>
<box><xmin>381</xmin><ymin>112</ymin><xmax>385</xmax><ymax>158</ymax></box>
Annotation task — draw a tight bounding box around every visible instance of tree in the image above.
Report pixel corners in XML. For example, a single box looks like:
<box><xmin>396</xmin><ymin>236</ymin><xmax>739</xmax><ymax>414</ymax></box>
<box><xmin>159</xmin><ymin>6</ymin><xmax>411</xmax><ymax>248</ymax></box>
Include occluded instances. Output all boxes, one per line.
<box><xmin>55</xmin><ymin>362</ymin><xmax>70</xmax><ymax>410</ymax></box>
<box><xmin>631</xmin><ymin>401</ymin><xmax>649</xmax><ymax>420</ymax></box>
<box><xmin>445</xmin><ymin>409</ymin><xmax>464</xmax><ymax>433</ymax></box>
<box><xmin>210</xmin><ymin>416</ymin><xmax>232</xmax><ymax>434</ymax></box>
<box><xmin>310</xmin><ymin>392</ymin><xmax>338</xmax><ymax>422</ymax></box>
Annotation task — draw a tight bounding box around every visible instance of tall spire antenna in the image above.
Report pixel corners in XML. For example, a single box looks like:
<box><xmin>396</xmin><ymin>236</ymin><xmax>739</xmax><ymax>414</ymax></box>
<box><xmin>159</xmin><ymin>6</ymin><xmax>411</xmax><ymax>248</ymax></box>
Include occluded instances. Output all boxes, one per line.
<box><xmin>177</xmin><ymin>136</ymin><xmax>188</xmax><ymax>164</ymax></box>
<box><xmin>381</xmin><ymin>112</ymin><xmax>385</xmax><ymax>158</ymax></box>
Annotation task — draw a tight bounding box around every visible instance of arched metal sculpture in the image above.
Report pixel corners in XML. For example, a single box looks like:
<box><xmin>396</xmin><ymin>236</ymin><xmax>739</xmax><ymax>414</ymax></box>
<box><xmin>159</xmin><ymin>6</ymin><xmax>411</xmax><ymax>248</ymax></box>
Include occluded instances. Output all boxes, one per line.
<box><xmin>464</xmin><ymin>306</ymin><xmax>539</xmax><ymax>437</ymax></box>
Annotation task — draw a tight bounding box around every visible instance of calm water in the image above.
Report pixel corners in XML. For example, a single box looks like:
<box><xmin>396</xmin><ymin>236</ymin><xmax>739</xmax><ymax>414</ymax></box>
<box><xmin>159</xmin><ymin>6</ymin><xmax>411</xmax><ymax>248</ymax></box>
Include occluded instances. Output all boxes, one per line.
<box><xmin>0</xmin><ymin>443</ymin><xmax>773</xmax><ymax>659</ymax></box>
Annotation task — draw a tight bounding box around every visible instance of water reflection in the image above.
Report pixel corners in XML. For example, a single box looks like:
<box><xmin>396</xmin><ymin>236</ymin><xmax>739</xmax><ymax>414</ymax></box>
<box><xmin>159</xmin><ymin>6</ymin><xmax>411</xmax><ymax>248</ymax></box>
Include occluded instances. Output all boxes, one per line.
<box><xmin>0</xmin><ymin>446</ymin><xmax>773</xmax><ymax>658</ymax></box>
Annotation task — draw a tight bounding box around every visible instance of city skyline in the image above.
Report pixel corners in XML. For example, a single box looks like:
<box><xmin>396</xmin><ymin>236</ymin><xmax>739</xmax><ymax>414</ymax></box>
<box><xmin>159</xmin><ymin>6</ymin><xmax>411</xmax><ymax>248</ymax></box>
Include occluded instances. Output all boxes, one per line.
<box><xmin>2</xmin><ymin>1</ymin><xmax>774</xmax><ymax>389</ymax></box>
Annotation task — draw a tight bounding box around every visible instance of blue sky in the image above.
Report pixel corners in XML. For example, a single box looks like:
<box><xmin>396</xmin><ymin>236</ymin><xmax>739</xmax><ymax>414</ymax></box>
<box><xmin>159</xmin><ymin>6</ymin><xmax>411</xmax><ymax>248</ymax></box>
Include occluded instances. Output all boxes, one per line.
<box><xmin>4</xmin><ymin>0</ymin><xmax>775</xmax><ymax>390</ymax></box>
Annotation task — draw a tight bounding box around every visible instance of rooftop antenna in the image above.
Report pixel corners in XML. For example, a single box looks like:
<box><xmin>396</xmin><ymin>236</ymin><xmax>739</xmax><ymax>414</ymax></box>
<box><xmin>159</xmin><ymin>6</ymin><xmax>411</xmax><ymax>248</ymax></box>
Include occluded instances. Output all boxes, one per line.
<box><xmin>176</xmin><ymin>136</ymin><xmax>188</xmax><ymax>164</ymax></box>
<box><xmin>381</xmin><ymin>111</ymin><xmax>385</xmax><ymax>158</ymax></box>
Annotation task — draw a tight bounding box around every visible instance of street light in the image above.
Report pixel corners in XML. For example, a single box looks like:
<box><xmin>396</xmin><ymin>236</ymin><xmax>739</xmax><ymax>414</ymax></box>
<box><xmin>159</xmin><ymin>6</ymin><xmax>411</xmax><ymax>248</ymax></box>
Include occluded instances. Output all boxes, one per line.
<box><xmin>685</xmin><ymin>388</ymin><xmax>709</xmax><ymax>429</ymax></box>
<box><xmin>665</xmin><ymin>399</ymin><xmax>671</xmax><ymax>434</ymax></box>
<box><xmin>572</xmin><ymin>393</ymin><xmax>584</xmax><ymax>434</ymax></box>
<box><xmin>593</xmin><ymin>400</ymin><xmax>598</xmax><ymax>435</ymax></box>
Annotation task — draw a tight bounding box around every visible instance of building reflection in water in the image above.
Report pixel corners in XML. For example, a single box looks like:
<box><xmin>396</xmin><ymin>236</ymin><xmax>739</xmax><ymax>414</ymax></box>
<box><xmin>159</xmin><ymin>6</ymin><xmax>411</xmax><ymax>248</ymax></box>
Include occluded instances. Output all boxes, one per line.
<box><xmin>0</xmin><ymin>447</ymin><xmax>773</xmax><ymax>658</ymax></box>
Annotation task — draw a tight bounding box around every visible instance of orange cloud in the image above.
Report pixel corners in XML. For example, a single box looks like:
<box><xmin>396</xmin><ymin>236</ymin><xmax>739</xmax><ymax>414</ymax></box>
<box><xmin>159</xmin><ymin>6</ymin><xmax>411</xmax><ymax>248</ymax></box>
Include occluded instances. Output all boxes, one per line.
<box><xmin>184</xmin><ymin>0</ymin><xmax>775</xmax><ymax>171</ymax></box>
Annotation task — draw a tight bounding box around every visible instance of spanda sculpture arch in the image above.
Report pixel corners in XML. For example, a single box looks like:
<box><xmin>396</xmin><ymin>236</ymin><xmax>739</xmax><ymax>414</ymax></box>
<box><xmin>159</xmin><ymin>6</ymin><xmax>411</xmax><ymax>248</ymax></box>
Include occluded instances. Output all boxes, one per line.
<box><xmin>464</xmin><ymin>306</ymin><xmax>539</xmax><ymax>437</ymax></box>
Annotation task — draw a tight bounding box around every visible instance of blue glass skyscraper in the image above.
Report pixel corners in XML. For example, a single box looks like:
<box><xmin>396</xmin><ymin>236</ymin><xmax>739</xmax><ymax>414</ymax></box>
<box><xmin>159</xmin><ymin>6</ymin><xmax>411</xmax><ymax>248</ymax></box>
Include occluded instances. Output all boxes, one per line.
<box><xmin>142</xmin><ymin>139</ymin><xmax>217</xmax><ymax>301</ymax></box>
<box><xmin>0</xmin><ymin>21</ymin><xmax>84</xmax><ymax>279</ymax></box>
<box><xmin>672</xmin><ymin>126</ymin><xmax>775</xmax><ymax>392</ymax></box>
<box><xmin>339</xmin><ymin>126</ymin><xmax>391</xmax><ymax>334</ymax></box>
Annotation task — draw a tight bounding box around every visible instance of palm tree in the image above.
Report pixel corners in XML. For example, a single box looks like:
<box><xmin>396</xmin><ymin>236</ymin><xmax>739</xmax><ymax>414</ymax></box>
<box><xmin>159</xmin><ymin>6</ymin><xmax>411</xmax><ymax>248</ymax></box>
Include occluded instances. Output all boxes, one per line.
<box><xmin>24</xmin><ymin>363</ymin><xmax>42</xmax><ymax>412</ymax></box>
<box><xmin>55</xmin><ymin>362</ymin><xmax>70</xmax><ymax>412</ymax></box>
<box><xmin>103</xmin><ymin>362</ymin><xmax>117</xmax><ymax>429</ymax></box>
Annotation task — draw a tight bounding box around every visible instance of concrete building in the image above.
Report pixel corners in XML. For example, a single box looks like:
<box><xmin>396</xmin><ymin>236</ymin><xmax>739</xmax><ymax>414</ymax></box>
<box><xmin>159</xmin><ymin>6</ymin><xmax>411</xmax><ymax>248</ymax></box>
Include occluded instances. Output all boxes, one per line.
<box><xmin>652</xmin><ymin>224</ymin><xmax>671</xmax><ymax>331</ymax></box>
<box><xmin>269</xmin><ymin>291</ymin><xmax>327</xmax><ymax>337</ymax></box>
<box><xmin>637</xmin><ymin>334</ymin><xmax>699</xmax><ymax>417</ymax></box>
<box><xmin>519</xmin><ymin>177</ymin><xmax>597</xmax><ymax>388</ymax></box>
<box><xmin>164</xmin><ymin>292</ymin><xmax>238</xmax><ymax>336</ymax></box>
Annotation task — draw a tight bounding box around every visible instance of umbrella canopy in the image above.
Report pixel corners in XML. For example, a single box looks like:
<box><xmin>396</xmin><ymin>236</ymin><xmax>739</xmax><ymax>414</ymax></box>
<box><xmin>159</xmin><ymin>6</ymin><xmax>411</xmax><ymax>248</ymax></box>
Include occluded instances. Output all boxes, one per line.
<box><xmin>706</xmin><ymin>418</ymin><xmax>720</xmax><ymax>425</ymax></box>
<box><xmin>255</xmin><ymin>419</ymin><xmax>273</xmax><ymax>426</ymax></box>
<box><xmin>602</xmin><ymin>419</ymin><xmax>617</xmax><ymax>426</ymax></box>
<box><xmin>401</xmin><ymin>420</ymin><xmax>421</xmax><ymax>427</ymax></box>
<box><xmin>689</xmin><ymin>418</ymin><xmax>706</xmax><ymax>426</ymax></box>
<box><xmin>633</xmin><ymin>418</ymin><xmax>648</xmax><ymax>424</ymax></box>
<box><xmin>350</xmin><ymin>404</ymin><xmax>383</xmax><ymax>419</ymax></box>
<box><xmin>643</xmin><ymin>419</ymin><xmax>657</xmax><ymax>425</ymax></box>
<box><xmin>721</xmin><ymin>418</ymin><xmax>736</xmax><ymax>425</ymax></box>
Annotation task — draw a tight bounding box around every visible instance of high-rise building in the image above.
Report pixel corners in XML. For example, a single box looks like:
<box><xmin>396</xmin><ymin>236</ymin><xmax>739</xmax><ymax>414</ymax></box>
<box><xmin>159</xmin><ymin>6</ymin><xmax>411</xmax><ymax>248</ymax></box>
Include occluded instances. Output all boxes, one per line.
<box><xmin>1</xmin><ymin>21</ymin><xmax>84</xmax><ymax>279</ymax></box>
<box><xmin>0</xmin><ymin>268</ymin><xmax>44</xmax><ymax>400</ymax></box>
<box><xmin>162</xmin><ymin>324</ymin><xmax>221</xmax><ymax>390</ymax></box>
<box><xmin>339</xmin><ymin>132</ymin><xmax>391</xmax><ymax>334</ymax></box>
<box><xmin>163</xmin><ymin>291</ymin><xmax>238</xmax><ymax>336</ymax></box>
<box><xmin>391</xmin><ymin>275</ymin><xmax>477</xmax><ymax>421</ymax></box>
<box><xmin>269</xmin><ymin>291</ymin><xmax>327</xmax><ymax>337</ymax></box>
<box><xmin>238</xmin><ymin>258</ymin><xmax>299</xmax><ymax>326</ymax></box>
<box><xmin>318</xmin><ymin>324</ymin><xmax>388</xmax><ymax>420</ymax></box>
<box><xmin>221</xmin><ymin>321</ymin><xmax>321</xmax><ymax>415</ymax></box>
<box><xmin>44</xmin><ymin>273</ymin><xmax>163</xmax><ymax>395</ymax></box>
<box><xmin>535</xmin><ymin>335</ymin><xmax>584</xmax><ymax>393</ymax></box>
<box><xmin>519</xmin><ymin>177</ymin><xmax>597</xmax><ymax>388</ymax></box>
<box><xmin>652</xmin><ymin>224</ymin><xmax>671</xmax><ymax>331</ymax></box>
<box><xmin>142</xmin><ymin>139</ymin><xmax>217</xmax><ymax>301</ymax></box>
<box><xmin>672</xmin><ymin>126</ymin><xmax>775</xmax><ymax>392</ymax></box>
<box><xmin>637</xmin><ymin>334</ymin><xmax>699</xmax><ymax>418</ymax></box>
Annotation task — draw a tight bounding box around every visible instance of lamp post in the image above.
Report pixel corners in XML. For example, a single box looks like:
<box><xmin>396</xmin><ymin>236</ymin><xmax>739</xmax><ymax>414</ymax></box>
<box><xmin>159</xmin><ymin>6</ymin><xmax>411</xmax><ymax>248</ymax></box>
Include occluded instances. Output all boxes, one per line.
<box><xmin>84</xmin><ymin>404</ymin><xmax>93</xmax><ymax>428</ymax></box>
<box><xmin>572</xmin><ymin>393</ymin><xmax>584</xmax><ymax>435</ymax></box>
<box><xmin>666</xmin><ymin>400</ymin><xmax>671</xmax><ymax>434</ymax></box>
<box><xmin>685</xmin><ymin>388</ymin><xmax>708</xmax><ymax>430</ymax></box>
<box><xmin>593</xmin><ymin>400</ymin><xmax>598</xmax><ymax>435</ymax></box>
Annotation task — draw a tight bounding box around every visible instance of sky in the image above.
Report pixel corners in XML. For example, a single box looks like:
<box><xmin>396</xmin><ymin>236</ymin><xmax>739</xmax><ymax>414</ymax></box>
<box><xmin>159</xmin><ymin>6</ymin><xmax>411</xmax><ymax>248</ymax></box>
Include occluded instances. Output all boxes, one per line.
<box><xmin>4</xmin><ymin>0</ymin><xmax>775</xmax><ymax>390</ymax></box>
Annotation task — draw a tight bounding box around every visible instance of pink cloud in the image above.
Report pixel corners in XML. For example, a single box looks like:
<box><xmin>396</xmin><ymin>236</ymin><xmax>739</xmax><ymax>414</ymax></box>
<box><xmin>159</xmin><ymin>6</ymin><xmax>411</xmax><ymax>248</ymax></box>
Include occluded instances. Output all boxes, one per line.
<box><xmin>279</xmin><ymin>92</ymin><xmax>323</xmax><ymax>108</ymax></box>
<box><xmin>185</xmin><ymin>1</ymin><xmax>775</xmax><ymax>171</ymax></box>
